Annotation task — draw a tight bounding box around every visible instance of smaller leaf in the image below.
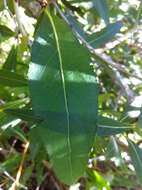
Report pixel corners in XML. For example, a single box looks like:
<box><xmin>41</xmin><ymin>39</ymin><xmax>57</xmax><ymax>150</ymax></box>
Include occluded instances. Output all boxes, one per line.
<box><xmin>128</xmin><ymin>140</ymin><xmax>142</xmax><ymax>185</ymax></box>
<box><xmin>3</xmin><ymin>45</ymin><xmax>18</xmax><ymax>71</ymax></box>
<box><xmin>0</xmin><ymin>25</ymin><xmax>15</xmax><ymax>38</ymax></box>
<box><xmin>138</xmin><ymin>107</ymin><xmax>142</xmax><ymax>128</ymax></box>
<box><xmin>5</xmin><ymin>108</ymin><xmax>41</xmax><ymax>123</ymax></box>
<box><xmin>87</xmin><ymin>168</ymin><xmax>111</xmax><ymax>190</ymax></box>
<box><xmin>22</xmin><ymin>164</ymin><xmax>34</xmax><ymax>185</ymax></box>
<box><xmin>4</xmin><ymin>125</ymin><xmax>27</xmax><ymax>143</ymax></box>
<box><xmin>106</xmin><ymin>136</ymin><xmax>120</xmax><ymax>159</ymax></box>
<box><xmin>29</xmin><ymin>125</ymin><xmax>42</xmax><ymax>160</ymax></box>
<box><xmin>0</xmin><ymin>98</ymin><xmax>29</xmax><ymax>110</ymax></box>
<box><xmin>0</xmin><ymin>69</ymin><xmax>28</xmax><ymax>87</ymax></box>
<box><xmin>66</xmin><ymin>13</ymin><xmax>85</xmax><ymax>39</ymax></box>
<box><xmin>1</xmin><ymin>154</ymin><xmax>21</xmax><ymax>173</ymax></box>
<box><xmin>97</xmin><ymin>116</ymin><xmax>133</xmax><ymax>136</ymax></box>
<box><xmin>87</xmin><ymin>21</ymin><xmax>123</xmax><ymax>49</ymax></box>
<box><xmin>92</xmin><ymin>0</ymin><xmax>109</xmax><ymax>25</ymax></box>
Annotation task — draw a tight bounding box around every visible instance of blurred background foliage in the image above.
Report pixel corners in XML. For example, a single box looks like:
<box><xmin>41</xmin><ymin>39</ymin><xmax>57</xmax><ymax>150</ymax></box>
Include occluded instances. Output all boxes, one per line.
<box><xmin>1</xmin><ymin>0</ymin><xmax>142</xmax><ymax>189</ymax></box>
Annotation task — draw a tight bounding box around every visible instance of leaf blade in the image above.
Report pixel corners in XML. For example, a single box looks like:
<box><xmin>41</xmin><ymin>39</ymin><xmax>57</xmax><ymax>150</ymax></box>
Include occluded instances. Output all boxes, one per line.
<box><xmin>92</xmin><ymin>0</ymin><xmax>109</xmax><ymax>25</ymax></box>
<box><xmin>28</xmin><ymin>12</ymin><xmax>98</xmax><ymax>185</ymax></box>
<box><xmin>128</xmin><ymin>140</ymin><xmax>142</xmax><ymax>185</ymax></box>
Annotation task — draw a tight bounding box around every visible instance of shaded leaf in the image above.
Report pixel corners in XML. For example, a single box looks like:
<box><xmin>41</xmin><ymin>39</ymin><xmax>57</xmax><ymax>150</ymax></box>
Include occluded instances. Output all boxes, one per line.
<box><xmin>4</xmin><ymin>125</ymin><xmax>27</xmax><ymax>143</ymax></box>
<box><xmin>0</xmin><ymin>25</ymin><xmax>15</xmax><ymax>38</ymax></box>
<box><xmin>5</xmin><ymin>108</ymin><xmax>42</xmax><ymax>123</ymax></box>
<box><xmin>138</xmin><ymin>107</ymin><xmax>142</xmax><ymax>128</ymax></box>
<box><xmin>28</xmin><ymin>12</ymin><xmax>98</xmax><ymax>185</ymax></box>
<box><xmin>97</xmin><ymin>116</ymin><xmax>133</xmax><ymax>136</ymax></box>
<box><xmin>0</xmin><ymin>69</ymin><xmax>28</xmax><ymax>87</ymax></box>
<box><xmin>29</xmin><ymin>125</ymin><xmax>42</xmax><ymax>160</ymax></box>
<box><xmin>0</xmin><ymin>98</ymin><xmax>29</xmax><ymax>111</ymax></box>
<box><xmin>3</xmin><ymin>45</ymin><xmax>18</xmax><ymax>71</ymax></box>
<box><xmin>128</xmin><ymin>140</ymin><xmax>142</xmax><ymax>185</ymax></box>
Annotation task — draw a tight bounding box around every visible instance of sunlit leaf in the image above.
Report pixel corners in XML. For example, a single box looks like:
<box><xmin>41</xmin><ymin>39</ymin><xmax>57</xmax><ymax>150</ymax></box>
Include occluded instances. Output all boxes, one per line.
<box><xmin>87</xmin><ymin>21</ymin><xmax>123</xmax><ymax>49</ymax></box>
<box><xmin>28</xmin><ymin>11</ymin><xmax>98</xmax><ymax>185</ymax></box>
<box><xmin>92</xmin><ymin>0</ymin><xmax>109</xmax><ymax>25</ymax></box>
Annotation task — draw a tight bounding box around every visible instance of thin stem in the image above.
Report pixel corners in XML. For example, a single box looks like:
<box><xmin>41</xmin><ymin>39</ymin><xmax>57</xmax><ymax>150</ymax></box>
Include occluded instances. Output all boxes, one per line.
<box><xmin>12</xmin><ymin>0</ymin><xmax>27</xmax><ymax>37</ymax></box>
<box><xmin>3</xmin><ymin>0</ymin><xmax>18</xmax><ymax>33</ymax></box>
<box><xmin>13</xmin><ymin>141</ymin><xmax>30</xmax><ymax>190</ymax></box>
<box><xmin>0</xmin><ymin>166</ymin><xmax>27</xmax><ymax>190</ymax></box>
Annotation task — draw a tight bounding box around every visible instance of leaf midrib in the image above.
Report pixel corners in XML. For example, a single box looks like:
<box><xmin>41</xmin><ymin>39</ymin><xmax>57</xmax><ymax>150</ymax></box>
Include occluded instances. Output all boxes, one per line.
<box><xmin>44</xmin><ymin>9</ymin><xmax>73</xmax><ymax>180</ymax></box>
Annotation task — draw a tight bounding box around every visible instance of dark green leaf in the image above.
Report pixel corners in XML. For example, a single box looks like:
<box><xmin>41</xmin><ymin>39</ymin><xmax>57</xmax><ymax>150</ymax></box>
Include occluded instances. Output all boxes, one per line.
<box><xmin>0</xmin><ymin>69</ymin><xmax>28</xmax><ymax>87</ymax></box>
<box><xmin>28</xmin><ymin>12</ymin><xmax>98</xmax><ymax>185</ymax></box>
<box><xmin>5</xmin><ymin>108</ymin><xmax>41</xmax><ymax>123</ymax></box>
<box><xmin>87</xmin><ymin>21</ymin><xmax>123</xmax><ymax>49</ymax></box>
<box><xmin>128</xmin><ymin>140</ymin><xmax>142</xmax><ymax>185</ymax></box>
<box><xmin>29</xmin><ymin>125</ymin><xmax>42</xmax><ymax>160</ymax></box>
<box><xmin>97</xmin><ymin>116</ymin><xmax>133</xmax><ymax>136</ymax></box>
<box><xmin>0</xmin><ymin>25</ymin><xmax>15</xmax><ymax>38</ymax></box>
<box><xmin>3</xmin><ymin>45</ymin><xmax>18</xmax><ymax>71</ymax></box>
<box><xmin>138</xmin><ymin>107</ymin><xmax>142</xmax><ymax>128</ymax></box>
<box><xmin>4</xmin><ymin>125</ymin><xmax>27</xmax><ymax>142</ymax></box>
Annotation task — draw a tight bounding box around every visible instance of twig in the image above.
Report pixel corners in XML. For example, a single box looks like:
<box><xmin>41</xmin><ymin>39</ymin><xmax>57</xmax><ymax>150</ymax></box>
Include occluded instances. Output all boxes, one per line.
<box><xmin>94</xmin><ymin>50</ymin><xmax>142</xmax><ymax>81</ymax></box>
<box><xmin>0</xmin><ymin>166</ymin><xmax>27</xmax><ymax>190</ymax></box>
<box><xmin>13</xmin><ymin>141</ymin><xmax>30</xmax><ymax>190</ymax></box>
<box><xmin>12</xmin><ymin>0</ymin><xmax>27</xmax><ymax>37</ymax></box>
<box><xmin>3</xmin><ymin>0</ymin><xmax>18</xmax><ymax>33</ymax></box>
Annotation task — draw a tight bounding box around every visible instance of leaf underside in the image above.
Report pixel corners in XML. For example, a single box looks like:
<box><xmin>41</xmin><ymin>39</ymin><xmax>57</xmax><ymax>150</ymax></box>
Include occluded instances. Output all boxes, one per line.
<box><xmin>28</xmin><ymin>12</ymin><xmax>98</xmax><ymax>185</ymax></box>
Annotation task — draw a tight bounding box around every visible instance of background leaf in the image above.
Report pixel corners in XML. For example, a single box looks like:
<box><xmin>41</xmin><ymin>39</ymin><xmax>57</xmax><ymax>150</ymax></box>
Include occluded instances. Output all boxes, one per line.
<box><xmin>0</xmin><ymin>69</ymin><xmax>28</xmax><ymax>87</ymax></box>
<box><xmin>128</xmin><ymin>140</ymin><xmax>142</xmax><ymax>185</ymax></box>
<box><xmin>87</xmin><ymin>21</ymin><xmax>123</xmax><ymax>49</ymax></box>
<box><xmin>97</xmin><ymin>116</ymin><xmax>133</xmax><ymax>136</ymax></box>
<box><xmin>92</xmin><ymin>0</ymin><xmax>109</xmax><ymax>25</ymax></box>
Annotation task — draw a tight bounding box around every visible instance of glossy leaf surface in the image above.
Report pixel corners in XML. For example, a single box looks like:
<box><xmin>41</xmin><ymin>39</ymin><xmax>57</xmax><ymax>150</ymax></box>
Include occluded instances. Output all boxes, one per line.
<box><xmin>28</xmin><ymin>12</ymin><xmax>98</xmax><ymax>185</ymax></box>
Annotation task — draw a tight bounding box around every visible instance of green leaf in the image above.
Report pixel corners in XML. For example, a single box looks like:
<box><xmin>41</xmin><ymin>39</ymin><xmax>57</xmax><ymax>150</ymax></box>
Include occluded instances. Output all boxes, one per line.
<box><xmin>0</xmin><ymin>98</ymin><xmax>29</xmax><ymax>111</ymax></box>
<box><xmin>0</xmin><ymin>69</ymin><xmax>28</xmax><ymax>87</ymax></box>
<box><xmin>138</xmin><ymin>107</ymin><xmax>142</xmax><ymax>128</ymax></box>
<box><xmin>87</xmin><ymin>21</ymin><xmax>123</xmax><ymax>49</ymax></box>
<box><xmin>5</xmin><ymin>108</ymin><xmax>41</xmax><ymax>123</ymax></box>
<box><xmin>4</xmin><ymin>125</ymin><xmax>27</xmax><ymax>143</ymax></box>
<box><xmin>66</xmin><ymin>13</ymin><xmax>85</xmax><ymax>39</ymax></box>
<box><xmin>128</xmin><ymin>140</ymin><xmax>142</xmax><ymax>185</ymax></box>
<box><xmin>106</xmin><ymin>136</ymin><xmax>120</xmax><ymax>159</ymax></box>
<box><xmin>28</xmin><ymin>12</ymin><xmax>98</xmax><ymax>185</ymax></box>
<box><xmin>92</xmin><ymin>0</ymin><xmax>109</xmax><ymax>25</ymax></box>
<box><xmin>0</xmin><ymin>25</ymin><xmax>15</xmax><ymax>38</ymax></box>
<box><xmin>3</xmin><ymin>45</ymin><xmax>18</xmax><ymax>71</ymax></box>
<box><xmin>29</xmin><ymin>125</ymin><xmax>42</xmax><ymax>160</ymax></box>
<box><xmin>97</xmin><ymin>116</ymin><xmax>133</xmax><ymax>136</ymax></box>
<box><xmin>87</xmin><ymin>169</ymin><xmax>111</xmax><ymax>190</ymax></box>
